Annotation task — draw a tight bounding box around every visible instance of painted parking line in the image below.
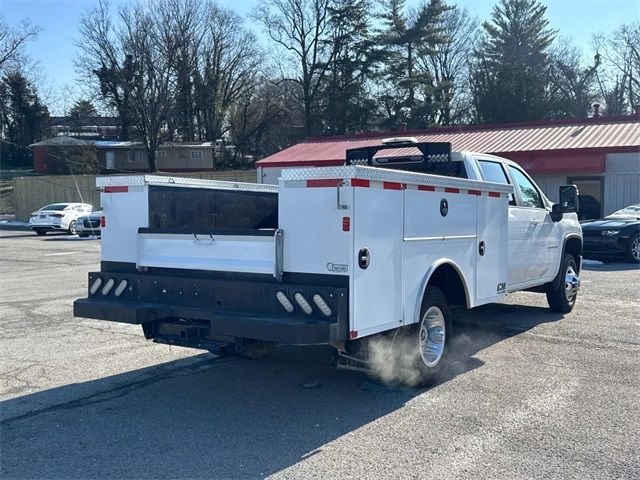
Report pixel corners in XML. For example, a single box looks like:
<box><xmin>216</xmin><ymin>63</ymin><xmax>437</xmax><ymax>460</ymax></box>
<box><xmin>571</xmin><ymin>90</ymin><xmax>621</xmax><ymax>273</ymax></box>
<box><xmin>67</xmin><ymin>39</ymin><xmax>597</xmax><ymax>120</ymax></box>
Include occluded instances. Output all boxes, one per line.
<box><xmin>44</xmin><ymin>252</ymin><xmax>80</xmax><ymax>256</ymax></box>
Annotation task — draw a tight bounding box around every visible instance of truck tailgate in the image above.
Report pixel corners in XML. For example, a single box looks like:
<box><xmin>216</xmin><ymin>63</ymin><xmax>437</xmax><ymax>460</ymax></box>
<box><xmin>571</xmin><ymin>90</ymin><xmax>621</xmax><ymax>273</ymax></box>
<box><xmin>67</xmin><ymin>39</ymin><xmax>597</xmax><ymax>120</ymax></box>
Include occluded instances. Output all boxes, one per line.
<box><xmin>136</xmin><ymin>228</ymin><xmax>282</xmax><ymax>276</ymax></box>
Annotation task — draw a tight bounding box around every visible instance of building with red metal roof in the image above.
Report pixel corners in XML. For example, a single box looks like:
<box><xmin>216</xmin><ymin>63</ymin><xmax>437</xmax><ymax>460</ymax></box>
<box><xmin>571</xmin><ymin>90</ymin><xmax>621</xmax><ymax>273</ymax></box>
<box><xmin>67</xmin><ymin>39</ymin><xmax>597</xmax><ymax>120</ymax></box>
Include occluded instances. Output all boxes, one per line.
<box><xmin>257</xmin><ymin>113</ymin><xmax>640</xmax><ymax>217</ymax></box>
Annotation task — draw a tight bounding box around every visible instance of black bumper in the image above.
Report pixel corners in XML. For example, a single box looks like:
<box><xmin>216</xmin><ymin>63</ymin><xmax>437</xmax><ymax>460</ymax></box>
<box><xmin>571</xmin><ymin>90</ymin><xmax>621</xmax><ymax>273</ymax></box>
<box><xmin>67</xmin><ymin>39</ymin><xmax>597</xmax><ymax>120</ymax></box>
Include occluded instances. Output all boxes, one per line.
<box><xmin>74</xmin><ymin>268</ymin><xmax>349</xmax><ymax>345</ymax></box>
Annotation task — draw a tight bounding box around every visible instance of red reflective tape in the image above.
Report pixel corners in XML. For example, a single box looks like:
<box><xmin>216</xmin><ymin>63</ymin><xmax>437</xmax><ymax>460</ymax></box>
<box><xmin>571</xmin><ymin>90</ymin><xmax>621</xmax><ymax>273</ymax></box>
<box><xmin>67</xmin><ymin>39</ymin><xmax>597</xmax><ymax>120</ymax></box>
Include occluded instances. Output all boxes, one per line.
<box><xmin>467</xmin><ymin>189</ymin><xmax>481</xmax><ymax>196</ymax></box>
<box><xmin>349</xmin><ymin>330</ymin><xmax>358</xmax><ymax>339</ymax></box>
<box><xmin>351</xmin><ymin>178</ymin><xmax>370</xmax><ymax>188</ymax></box>
<box><xmin>489</xmin><ymin>191</ymin><xmax>501</xmax><ymax>198</ymax></box>
<box><xmin>383</xmin><ymin>182</ymin><xmax>404</xmax><ymax>190</ymax></box>
<box><xmin>100</xmin><ymin>216</ymin><xmax>106</xmax><ymax>228</ymax></box>
<box><xmin>342</xmin><ymin>216</ymin><xmax>350</xmax><ymax>232</ymax></box>
<box><xmin>104</xmin><ymin>186</ymin><xmax>128</xmax><ymax>193</ymax></box>
<box><xmin>444</xmin><ymin>187</ymin><xmax>459</xmax><ymax>193</ymax></box>
<box><xmin>306</xmin><ymin>179</ymin><xmax>341</xmax><ymax>188</ymax></box>
<box><xmin>418</xmin><ymin>185</ymin><xmax>435</xmax><ymax>191</ymax></box>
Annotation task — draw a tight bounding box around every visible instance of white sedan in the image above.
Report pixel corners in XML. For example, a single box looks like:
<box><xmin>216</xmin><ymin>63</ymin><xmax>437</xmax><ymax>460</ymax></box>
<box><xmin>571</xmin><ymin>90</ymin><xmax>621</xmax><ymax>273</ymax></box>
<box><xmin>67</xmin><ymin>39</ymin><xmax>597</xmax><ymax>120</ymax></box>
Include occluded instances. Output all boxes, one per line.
<box><xmin>28</xmin><ymin>202</ymin><xmax>92</xmax><ymax>236</ymax></box>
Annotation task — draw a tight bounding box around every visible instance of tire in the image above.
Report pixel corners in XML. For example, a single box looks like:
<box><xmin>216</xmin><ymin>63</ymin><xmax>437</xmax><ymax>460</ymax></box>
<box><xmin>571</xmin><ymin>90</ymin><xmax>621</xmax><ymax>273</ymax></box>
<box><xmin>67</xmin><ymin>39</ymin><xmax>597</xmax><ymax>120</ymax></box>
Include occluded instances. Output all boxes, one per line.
<box><xmin>368</xmin><ymin>287</ymin><xmax>452</xmax><ymax>388</ymax></box>
<box><xmin>413</xmin><ymin>286</ymin><xmax>452</xmax><ymax>386</ymax></box>
<box><xmin>546</xmin><ymin>254</ymin><xmax>580</xmax><ymax>313</ymax></box>
<box><xmin>626</xmin><ymin>233</ymin><xmax>640</xmax><ymax>264</ymax></box>
<box><xmin>78</xmin><ymin>233</ymin><xmax>89</xmax><ymax>238</ymax></box>
<box><xmin>67</xmin><ymin>220</ymin><xmax>77</xmax><ymax>235</ymax></box>
<box><xmin>34</xmin><ymin>229</ymin><xmax>46</xmax><ymax>236</ymax></box>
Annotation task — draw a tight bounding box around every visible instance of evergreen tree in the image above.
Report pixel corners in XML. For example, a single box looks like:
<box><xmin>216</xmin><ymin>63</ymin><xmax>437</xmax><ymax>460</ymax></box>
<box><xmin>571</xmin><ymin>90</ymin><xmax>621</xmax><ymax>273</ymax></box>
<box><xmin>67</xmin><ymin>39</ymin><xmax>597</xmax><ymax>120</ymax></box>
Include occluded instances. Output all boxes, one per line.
<box><xmin>377</xmin><ymin>0</ymin><xmax>451</xmax><ymax>129</ymax></box>
<box><xmin>470</xmin><ymin>0</ymin><xmax>556</xmax><ymax>123</ymax></box>
<box><xmin>317</xmin><ymin>0</ymin><xmax>380</xmax><ymax>135</ymax></box>
<box><xmin>0</xmin><ymin>71</ymin><xmax>49</xmax><ymax>168</ymax></box>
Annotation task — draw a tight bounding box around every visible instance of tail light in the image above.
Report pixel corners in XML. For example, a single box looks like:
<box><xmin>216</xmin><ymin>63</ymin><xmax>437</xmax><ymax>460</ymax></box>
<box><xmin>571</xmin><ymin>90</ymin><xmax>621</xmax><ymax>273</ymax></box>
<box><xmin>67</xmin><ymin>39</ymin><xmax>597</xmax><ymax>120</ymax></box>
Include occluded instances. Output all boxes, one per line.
<box><xmin>51</xmin><ymin>213</ymin><xmax>65</xmax><ymax>218</ymax></box>
<box><xmin>100</xmin><ymin>216</ymin><xmax>106</xmax><ymax>228</ymax></box>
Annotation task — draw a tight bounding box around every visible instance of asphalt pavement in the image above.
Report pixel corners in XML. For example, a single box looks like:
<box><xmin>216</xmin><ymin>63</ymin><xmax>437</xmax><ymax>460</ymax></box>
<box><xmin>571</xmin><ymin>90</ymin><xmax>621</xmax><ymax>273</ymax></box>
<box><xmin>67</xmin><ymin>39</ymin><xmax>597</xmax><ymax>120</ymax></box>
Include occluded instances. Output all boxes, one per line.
<box><xmin>1</xmin><ymin>230</ymin><xmax>639</xmax><ymax>479</ymax></box>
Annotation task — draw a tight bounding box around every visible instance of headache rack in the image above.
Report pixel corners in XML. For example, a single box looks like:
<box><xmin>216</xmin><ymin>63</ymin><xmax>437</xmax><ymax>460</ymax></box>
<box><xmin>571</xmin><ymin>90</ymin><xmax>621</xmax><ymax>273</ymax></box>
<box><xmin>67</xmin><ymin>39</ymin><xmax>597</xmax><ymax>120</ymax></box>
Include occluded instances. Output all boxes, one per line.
<box><xmin>346</xmin><ymin>139</ymin><xmax>459</xmax><ymax>177</ymax></box>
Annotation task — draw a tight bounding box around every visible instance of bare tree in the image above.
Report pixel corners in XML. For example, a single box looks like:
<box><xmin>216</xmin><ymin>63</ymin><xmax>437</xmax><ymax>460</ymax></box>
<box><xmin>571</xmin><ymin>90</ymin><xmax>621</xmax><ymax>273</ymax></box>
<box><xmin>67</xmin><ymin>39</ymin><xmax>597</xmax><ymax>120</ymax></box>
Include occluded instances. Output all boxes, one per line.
<box><xmin>120</xmin><ymin>4</ymin><xmax>177</xmax><ymax>172</ymax></box>
<box><xmin>0</xmin><ymin>16</ymin><xmax>41</xmax><ymax>74</ymax></box>
<box><xmin>253</xmin><ymin>0</ymin><xmax>336</xmax><ymax>136</ymax></box>
<box><xmin>194</xmin><ymin>3</ymin><xmax>260</xmax><ymax>142</ymax></box>
<box><xmin>77</xmin><ymin>1</ymin><xmax>177</xmax><ymax>171</ymax></box>
<box><xmin>593</xmin><ymin>21</ymin><xmax>640</xmax><ymax>114</ymax></box>
<box><xmin>416</xmin><ymin>6</ymin><xmax>479</xmax><ymax>125</ymax></box>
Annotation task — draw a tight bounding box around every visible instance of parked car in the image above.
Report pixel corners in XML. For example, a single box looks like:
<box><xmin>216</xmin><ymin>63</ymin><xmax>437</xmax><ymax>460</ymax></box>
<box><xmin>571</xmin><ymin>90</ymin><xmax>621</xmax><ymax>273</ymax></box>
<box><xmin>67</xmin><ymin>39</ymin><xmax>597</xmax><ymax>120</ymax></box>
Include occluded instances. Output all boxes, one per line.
<box><xmin>76</xmin><ymin>209</ymin><xmax>103</xmax><ymax>237</ymax></box>
<box><xmin>581</xmin><ymin>204</ymin><xmax>640</xmax><ymax>263</ymax></box>
<box><xmin>28</xmin><ymin>202</ymin><xmax>92</xmax><ymax>236</ymax></box>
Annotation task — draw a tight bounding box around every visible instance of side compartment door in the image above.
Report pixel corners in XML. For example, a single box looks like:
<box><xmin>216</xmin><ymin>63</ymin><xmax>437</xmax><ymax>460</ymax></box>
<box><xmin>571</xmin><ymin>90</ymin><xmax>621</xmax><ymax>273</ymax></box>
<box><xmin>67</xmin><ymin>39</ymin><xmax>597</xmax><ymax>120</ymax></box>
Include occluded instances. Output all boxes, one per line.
<box><xmin>476</xmin><ymin>193</ymin><xmax>509</xmax><ymax>302</ymax></box>
<box><xmin>352</xmin><ymin>185</ymin><xmax>404</xmax><ymax>337</ymax></box>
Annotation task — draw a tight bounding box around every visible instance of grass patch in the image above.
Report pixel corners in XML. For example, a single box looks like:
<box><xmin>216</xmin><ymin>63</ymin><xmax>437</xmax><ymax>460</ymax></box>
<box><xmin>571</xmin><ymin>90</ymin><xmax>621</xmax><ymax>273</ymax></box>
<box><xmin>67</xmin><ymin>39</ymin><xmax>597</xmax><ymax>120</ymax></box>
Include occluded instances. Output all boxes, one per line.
<box><xmin>0</xmin><ymin>181</ymin><xmax>15</xmax><ymax>213</ymax></box>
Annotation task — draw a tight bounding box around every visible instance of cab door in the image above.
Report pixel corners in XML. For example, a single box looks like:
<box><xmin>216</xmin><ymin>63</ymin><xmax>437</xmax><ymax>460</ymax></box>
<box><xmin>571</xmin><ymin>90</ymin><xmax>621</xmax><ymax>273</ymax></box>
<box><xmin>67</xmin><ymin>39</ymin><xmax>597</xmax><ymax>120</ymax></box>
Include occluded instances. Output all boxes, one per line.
<box><xmin>507</xmin><ymin>165</ymin><xmax>558</xmax><ymax>282</ymax></box>
<box><xmin>476</xmin><ymin>159</ymin><xmax>529</xmax><ymax>287</ymax></box>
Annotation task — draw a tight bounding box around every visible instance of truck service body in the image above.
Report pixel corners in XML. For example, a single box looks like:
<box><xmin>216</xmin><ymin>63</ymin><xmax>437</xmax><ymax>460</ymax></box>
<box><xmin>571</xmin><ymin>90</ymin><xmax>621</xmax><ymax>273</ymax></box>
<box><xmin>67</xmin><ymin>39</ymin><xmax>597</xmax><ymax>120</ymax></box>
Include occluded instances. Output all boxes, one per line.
<box><xmin>75</xmin><ymin>141</ymin><xmax>582</xmax><ymax>383</ymax></box>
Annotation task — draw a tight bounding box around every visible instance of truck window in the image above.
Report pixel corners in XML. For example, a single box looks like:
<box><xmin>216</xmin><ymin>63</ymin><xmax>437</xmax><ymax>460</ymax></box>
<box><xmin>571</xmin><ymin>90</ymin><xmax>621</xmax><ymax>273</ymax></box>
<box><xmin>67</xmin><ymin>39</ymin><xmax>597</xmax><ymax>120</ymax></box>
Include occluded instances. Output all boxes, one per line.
<box><xmin>478</xmin><ymin>160</ymin><xmax>515</xmax><ymax>206</ymax></box>
<box><xmin>508</xmin><ymin>166</ymin><xmax>544</xmax><ymax>209</ymax></box>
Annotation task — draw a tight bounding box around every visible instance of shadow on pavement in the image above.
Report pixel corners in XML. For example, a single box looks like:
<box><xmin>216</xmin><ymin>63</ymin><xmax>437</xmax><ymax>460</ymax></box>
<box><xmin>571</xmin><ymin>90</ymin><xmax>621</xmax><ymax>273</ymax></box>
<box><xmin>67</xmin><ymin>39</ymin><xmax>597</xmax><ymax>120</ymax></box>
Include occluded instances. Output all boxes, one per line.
<box><xmin>581</xmin><ymin>261</ymin><xmax>640</xmax><ymax>272</ymax></box>
<box><xmin>0</xmin><ymin>304</ymin><xmax>563</xmax><ymax>479</ymax></box>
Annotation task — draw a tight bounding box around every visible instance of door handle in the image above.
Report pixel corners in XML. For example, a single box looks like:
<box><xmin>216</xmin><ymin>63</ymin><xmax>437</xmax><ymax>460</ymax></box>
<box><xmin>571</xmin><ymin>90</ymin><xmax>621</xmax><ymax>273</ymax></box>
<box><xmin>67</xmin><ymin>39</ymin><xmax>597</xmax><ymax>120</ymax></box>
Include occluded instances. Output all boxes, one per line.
<box><xmin>358</xmin><ymin>248</ymin><xmax>370</xmax><ymax>269</ymax></box>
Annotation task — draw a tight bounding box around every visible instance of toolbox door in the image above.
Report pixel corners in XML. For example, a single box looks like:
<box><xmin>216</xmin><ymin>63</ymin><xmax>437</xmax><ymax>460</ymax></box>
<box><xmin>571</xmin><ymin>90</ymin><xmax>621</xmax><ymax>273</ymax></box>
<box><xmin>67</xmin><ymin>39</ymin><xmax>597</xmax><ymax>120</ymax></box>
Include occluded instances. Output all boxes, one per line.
<box><xmin>352</xmin><ymin>185</ymin><xmax>404</xmax><ymax>337</ymax></box>
<box><xmin>475</xmin><ymin>193</ymin><xmax>509</xmax><ymax>303</ymax></box>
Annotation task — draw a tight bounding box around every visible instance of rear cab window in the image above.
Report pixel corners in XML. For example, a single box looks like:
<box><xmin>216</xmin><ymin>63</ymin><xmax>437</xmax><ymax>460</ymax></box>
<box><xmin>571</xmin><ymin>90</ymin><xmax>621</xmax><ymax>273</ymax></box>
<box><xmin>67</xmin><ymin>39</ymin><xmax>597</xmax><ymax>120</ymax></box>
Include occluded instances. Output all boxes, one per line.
<box><xmin>478</xmin><ymin>160</ymin><xmax>516</xmax><ymax>206</ymax></box>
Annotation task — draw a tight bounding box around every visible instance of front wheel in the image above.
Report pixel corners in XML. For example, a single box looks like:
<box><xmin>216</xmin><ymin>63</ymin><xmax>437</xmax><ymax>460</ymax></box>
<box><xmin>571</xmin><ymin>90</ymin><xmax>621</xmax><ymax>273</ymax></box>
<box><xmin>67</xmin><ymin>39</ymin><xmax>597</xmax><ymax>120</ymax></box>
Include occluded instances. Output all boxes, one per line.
<box><xmin>546</xmin><ymin>254</ymin><xmax>580</xmax><ymax>313</ymax></box>
<box><xmin>626</xmin><ymin>234</ymin><xmax>640</xmax><ymax>263</ymax></box>
<box><xmin>34</xmin><ymin>229</ymin><xmax>46</xmax><ymax>236</ymax></box>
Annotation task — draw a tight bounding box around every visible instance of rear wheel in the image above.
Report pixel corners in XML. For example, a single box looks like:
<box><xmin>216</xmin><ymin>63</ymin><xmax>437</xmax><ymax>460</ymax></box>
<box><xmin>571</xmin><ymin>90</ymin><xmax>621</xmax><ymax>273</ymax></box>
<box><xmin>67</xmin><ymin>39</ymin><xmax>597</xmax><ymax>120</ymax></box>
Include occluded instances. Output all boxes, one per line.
<box><xmin>368</xmin><ymin>287</ymin><xmax>452</xmax><ymax>387</ymax></box>
<box><xmin>546</xmin><ymin>254</ymin><xmax>580</xmax><ymax>313</ymax></box>
<box><xmin>34</xmin><ymin>229</ymin><xmax>46</xmax><ymax>236</ymax></box>
<box><xmin>413</xmin><ymin>287</ymin><xmax>452</xmax><ymax>386</ymax></box>
<box><xmin>626</xmin><ymin>234</ymin><xmax>640</xmax><ymax>263</ymax></box>
<box><xmin>67</xmin><ymin>220</ymin><xmax>77</xmax><ymax>235</ymax></box>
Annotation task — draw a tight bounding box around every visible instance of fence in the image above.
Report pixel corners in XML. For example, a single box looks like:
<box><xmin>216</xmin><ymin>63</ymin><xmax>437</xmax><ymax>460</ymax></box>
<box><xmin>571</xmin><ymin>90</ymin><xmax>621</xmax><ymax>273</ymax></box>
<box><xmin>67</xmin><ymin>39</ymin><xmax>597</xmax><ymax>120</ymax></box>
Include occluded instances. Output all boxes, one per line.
<box><xmin>12</xmin><ymin>170</ymin><xmax>258</xmax><ymax>221</ymax></box>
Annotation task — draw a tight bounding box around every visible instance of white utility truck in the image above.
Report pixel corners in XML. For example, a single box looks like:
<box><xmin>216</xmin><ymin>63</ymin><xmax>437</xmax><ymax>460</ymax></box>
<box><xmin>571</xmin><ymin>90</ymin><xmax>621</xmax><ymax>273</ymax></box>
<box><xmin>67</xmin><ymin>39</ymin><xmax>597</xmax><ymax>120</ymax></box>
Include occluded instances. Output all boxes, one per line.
<box><xmin>74</xmin><ymin>139</ymin><xmax>582</xmax><ymax>384</ymax></box>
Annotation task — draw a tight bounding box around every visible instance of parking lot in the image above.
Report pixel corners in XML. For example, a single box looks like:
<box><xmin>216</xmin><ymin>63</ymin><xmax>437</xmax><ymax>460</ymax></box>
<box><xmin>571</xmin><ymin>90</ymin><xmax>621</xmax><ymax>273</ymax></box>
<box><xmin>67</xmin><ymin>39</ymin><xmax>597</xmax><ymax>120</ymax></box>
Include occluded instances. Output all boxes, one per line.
<box><xmin>1</xmin><ymin>229</ymin><xmax>639</xmax><ymax>479</ymax></box>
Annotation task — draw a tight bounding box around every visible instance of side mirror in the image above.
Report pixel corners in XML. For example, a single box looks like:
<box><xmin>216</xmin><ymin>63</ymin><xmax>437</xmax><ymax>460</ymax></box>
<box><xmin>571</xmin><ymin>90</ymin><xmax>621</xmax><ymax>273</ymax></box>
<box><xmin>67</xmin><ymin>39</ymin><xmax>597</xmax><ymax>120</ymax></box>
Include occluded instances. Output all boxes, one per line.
<box><xmin>551</xmin><ymin>203</ymin><xmax>563</xmax><ymax>222</ymax></box>
<box><xmin>559</xmin><ymin>185</ymin><xmax>579</xmax><ymax>213</ymax></box>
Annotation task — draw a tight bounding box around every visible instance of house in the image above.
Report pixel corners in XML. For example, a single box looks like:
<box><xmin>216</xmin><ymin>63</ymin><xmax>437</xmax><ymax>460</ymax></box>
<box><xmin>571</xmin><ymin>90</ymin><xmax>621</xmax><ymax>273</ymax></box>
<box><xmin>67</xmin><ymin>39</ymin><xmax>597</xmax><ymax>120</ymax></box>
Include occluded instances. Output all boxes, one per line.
<box><xmin>256</xmin><ymin>112</ymin><xmax>640</xmax><ymax>217</ymax></box>
<box><xmin>31</xmin><ymin>137</ymin><xmax>216</xmax><ymax>173</ymax></box>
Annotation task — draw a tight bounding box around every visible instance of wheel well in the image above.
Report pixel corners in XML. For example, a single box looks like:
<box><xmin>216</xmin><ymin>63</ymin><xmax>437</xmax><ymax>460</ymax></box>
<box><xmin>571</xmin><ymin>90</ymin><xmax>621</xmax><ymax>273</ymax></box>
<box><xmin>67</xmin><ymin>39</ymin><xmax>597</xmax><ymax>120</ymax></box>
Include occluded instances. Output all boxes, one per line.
<box><xmin>427</xmin><ymin>263</ymin><xmax>468</xmax><ymax>308</ymax></box>
<box><xmin>564</xmin><ymin>237</ymin><xmax>582</xmax><ymax>271</ymax></box>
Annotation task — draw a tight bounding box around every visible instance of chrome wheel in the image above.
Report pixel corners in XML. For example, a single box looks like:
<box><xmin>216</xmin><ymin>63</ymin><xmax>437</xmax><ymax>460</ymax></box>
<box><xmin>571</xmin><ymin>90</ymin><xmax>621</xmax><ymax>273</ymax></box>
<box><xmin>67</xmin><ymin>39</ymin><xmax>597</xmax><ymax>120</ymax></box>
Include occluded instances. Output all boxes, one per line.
<box><xmin>68</xmin><ymin>220</ymin><xmax>77</xmax><ymax>235</ymax></box>
<box><xmin>419</xmin><ymin>306</ymin><xmax>446</xmax><ymax>368</ymax></box>
<box><xmin>564</xmin><ymin>266</ymin><xmax>580</xmax><ymax>302</ymax></box>
<box><xmin>632</xmin><ymin>237</ymin><xmax>640</xmax><ymax>261</ymax></box>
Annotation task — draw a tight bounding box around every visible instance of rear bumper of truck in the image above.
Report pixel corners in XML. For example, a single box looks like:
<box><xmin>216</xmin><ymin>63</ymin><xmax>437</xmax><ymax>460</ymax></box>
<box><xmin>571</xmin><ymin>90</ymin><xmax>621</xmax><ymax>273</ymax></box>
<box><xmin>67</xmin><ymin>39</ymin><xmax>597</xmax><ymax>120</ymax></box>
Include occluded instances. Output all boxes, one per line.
<box><xmin>73</xmin><ymin>266</ymin><xmax>349</xmax><ymax>346</ymax></box>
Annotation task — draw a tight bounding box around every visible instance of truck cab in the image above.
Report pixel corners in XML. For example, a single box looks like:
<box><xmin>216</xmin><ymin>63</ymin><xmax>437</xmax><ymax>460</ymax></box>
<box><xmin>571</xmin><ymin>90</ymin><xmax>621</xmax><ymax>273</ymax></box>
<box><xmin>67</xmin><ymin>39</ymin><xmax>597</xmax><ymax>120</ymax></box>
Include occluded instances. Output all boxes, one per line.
<box><xmin>459</xmin><ymin>152</ymin><xmax>582</xmax><ymax>292</ymax></box>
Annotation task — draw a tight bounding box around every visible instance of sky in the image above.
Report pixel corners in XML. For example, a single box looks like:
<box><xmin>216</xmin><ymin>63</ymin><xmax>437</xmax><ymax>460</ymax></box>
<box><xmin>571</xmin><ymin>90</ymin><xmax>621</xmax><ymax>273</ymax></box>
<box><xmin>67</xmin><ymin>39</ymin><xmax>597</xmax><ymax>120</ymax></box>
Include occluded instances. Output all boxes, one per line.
<box><xmin>1</xmin><ymin>0</ymin><xmax>639</xmax><ymax>114</ymax></box>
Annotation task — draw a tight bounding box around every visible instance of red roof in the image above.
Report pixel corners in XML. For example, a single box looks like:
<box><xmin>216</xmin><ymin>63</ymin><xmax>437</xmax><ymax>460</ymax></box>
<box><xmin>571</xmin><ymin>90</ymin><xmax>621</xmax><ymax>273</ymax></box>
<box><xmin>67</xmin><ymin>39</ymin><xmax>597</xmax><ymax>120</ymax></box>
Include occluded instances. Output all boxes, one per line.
<box><xmin>257</xmin><ymin>115</ymin><xmax>640</xmax><ymax>167</ymax></box>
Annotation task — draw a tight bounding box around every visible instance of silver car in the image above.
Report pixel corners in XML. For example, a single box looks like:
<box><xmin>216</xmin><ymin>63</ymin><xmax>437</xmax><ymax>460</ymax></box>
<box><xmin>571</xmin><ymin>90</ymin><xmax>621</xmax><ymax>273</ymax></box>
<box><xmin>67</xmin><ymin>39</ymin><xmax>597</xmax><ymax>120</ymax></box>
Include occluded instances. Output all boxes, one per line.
<box><xmin>76</xmin><ymin>209</ymin><xmax>103</xmax><ymax>238</ymax></box>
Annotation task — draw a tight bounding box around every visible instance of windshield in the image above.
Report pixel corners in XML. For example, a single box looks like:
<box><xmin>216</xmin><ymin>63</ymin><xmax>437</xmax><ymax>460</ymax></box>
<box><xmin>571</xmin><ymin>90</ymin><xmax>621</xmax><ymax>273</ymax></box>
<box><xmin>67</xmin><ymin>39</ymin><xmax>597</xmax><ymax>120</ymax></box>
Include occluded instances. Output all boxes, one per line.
<box><xmin>608</xmin><ymin>204</ymin><xmax>640</xmax><ymax>218</ymax></box>
<box><xmin>40</xmin><ymin>204</ymin><xmax>69</xmax><ymax>211</ymax></box>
